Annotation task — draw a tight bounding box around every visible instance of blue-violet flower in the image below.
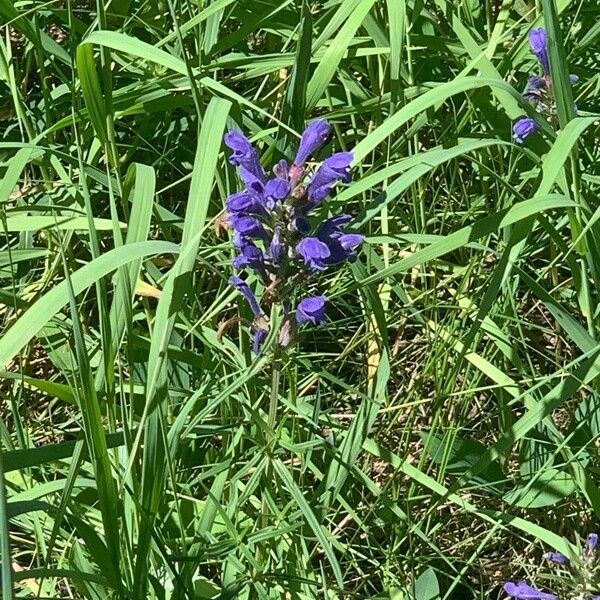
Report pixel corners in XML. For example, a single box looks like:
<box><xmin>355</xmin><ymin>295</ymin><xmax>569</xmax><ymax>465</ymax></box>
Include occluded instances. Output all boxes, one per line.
<box><xmin>504</xmin><ymin>531</ymin><xmax>600</xmax><ymax>600</ymax></box>
<box><xmin>224</xmin><ymin>121</ymin><xmax>364</xmax><ymax>352</ymax></box>
<box><xmin>513</xmin><ymin>118</ymin><xmax>540</xmax><ymax>143</ymax></box>
<box><xmin>504</xmin><ymin>581</ymin><xmax>557</xmax><ymax>600</ymax></box>
<box><xmin>529</xmin><ymin>28</ymin><xmax>550</xmax><ymax>74</ymax></box>
<box><xmin>512</xmin><ymin>27</ymin><xmax>579</xmax><ymax>144</ymax></box>
<box><xmin>296</xmin><ymin>296</ymin><xmax>328</xmax><ymax>325</ymax></box>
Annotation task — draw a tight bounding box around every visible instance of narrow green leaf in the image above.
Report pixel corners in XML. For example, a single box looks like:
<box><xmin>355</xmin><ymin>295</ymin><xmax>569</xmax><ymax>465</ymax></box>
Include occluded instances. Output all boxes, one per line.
<box><xmin>282</xmin><ymin>1</ymin><xmax>312</xmax><ymax>132</ymax></box>
<box><xmin>273</xmin><ymin>459</ymin><xmax>343</xmax><ymax>588</ymax></box>
<box><xmin>0</xmin><ymin>241</ymin><xmax>179</xmax><ymax>371</ymax></box>
<box><xmin>2</xmin><ymin>216</ymin><xmax>122</xmax><ymax>232</ymax></box>
<box><xmin>352</xmin><ymin>77</ymin><xmax>549</xmax><ymax>163</ymax></box>
<box><xmin>504</xmin><ymin>469</ymin><xmax>576</xmax><ymax>509</ymax></box>
<box><xmin>356</xmin><ymin>196</ymin><xmax>575</xmax><ymax>287</ymax></box>
<box><xmin>76</xmin><ymin>44</ymin><xmax>108</xmax><ymax>143</ymax></box>
<box><xmin>542</xmin><ymin>0</ymin><xmax>576</xmax><ymax>127</ymax></box>
<box><xmin>305</xmin><ymin>0</ymin><xmax>377</xmax><ymax>110</ymax></box>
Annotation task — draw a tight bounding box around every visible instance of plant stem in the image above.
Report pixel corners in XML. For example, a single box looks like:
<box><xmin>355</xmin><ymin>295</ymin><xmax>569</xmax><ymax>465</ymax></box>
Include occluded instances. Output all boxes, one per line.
<box><xmin>0</xmin><ymin>444</ymin><xmax>15</xmax><ymax>600</ymax></box>
<box><xmin>268</xmin><ymin>351</ymin><xmax>281</xmax><ymax>430</ymax></box>
<box><xmin>255</xmin><ymin>350</ymin><xmax>282</xmax><ymax>586</ymax></box>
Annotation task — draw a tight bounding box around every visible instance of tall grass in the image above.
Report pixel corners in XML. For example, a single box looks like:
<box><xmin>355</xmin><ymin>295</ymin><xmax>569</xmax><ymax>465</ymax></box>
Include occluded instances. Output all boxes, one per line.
<box><xmin>1</xmin><ymin>0</ymin><xmax>599</xmax><ymax>598</ymax></box>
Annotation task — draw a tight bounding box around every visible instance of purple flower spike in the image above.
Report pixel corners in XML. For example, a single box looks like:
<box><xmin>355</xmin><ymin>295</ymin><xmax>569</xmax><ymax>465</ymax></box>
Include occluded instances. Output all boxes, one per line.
<box><xmin>544</xmin><ymin>551</ymin><xmax>569</xmax><ymax>565</ymax></box>
<box><xmin>513</xmin><ymin>117</ymin><xmax>540</xmax><ymax>143</ymax></box>
<box><xmin>588</xmin><ymin>533</ymin><xmax>598</xmax><ymax>552</ymax></box>
<box><xmin>294</xmin><ymin>119</ymin><xmax>332</xmax><ymax>166</ymax></box>
<box><xmin>306</xmin><ymin>152</ymin><xmax>354</xmax><ymax>208</ymax></box>
<box><xmin>253</xmin><ymin>328</ymin><xmax>269</xmax><ymax>354</ymax></box>
<box><xmin>570</xmin><ymin>73</ymin><xmax>579</xmax><ymax>84</ymax></box>
<box><xmin>229</xmin><ymin>276</ymin><xmax>262</xmax><ymax>318</ymax></box>
<box><xmin>224</xmin><ymin>130</ymin><xmax>267</xmax><ymax>184</ymax></box>
<box><xmin>504</xmin><ymin>581</ymin><xmax>557</xmax><ymax>600</ymax></box>
<box><xmin>296</xmin><ymin>237</ymin><xmax>331</xmax><ymax>272</ymax></box>
<box><xmin>529</xmin><ymin>28</ymin><xmax>549</xmax><ymax>73</ymax></box>
<box><xmin>222</xmin><ymin>124</ymin><xmax>363</xmax><ymax>350</ymax></box>
<box><xmin>296</xmin><ymin>296</ymin><xmax>328</xmax><ymax>325</ymax></box>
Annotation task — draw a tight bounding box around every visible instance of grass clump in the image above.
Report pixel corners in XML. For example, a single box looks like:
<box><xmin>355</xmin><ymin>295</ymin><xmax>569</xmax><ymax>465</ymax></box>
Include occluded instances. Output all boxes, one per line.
<box><xmin>1</xmin><ymin>0</ymin><xmax>600</xmax><ymax>598</ymax></box>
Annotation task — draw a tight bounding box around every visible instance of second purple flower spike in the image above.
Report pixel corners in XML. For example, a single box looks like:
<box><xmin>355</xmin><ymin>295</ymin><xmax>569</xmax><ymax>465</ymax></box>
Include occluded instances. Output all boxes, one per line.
<box><xmin>512</xmin><ymin>26</ymin><xmax>580</xmax><ymax>144</ymax></box>
<box><xmin>504</xmin><ymin>531</ymin><xmax>600</xmax><ymax>600</ymax></box>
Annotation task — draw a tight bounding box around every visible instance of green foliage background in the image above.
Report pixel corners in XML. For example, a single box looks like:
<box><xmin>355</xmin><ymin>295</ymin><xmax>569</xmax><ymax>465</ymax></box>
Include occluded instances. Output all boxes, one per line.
<box><xmin>1</xmin><ymin>0</ymin><xmax>599</xmax><ymax>598</ymax></box>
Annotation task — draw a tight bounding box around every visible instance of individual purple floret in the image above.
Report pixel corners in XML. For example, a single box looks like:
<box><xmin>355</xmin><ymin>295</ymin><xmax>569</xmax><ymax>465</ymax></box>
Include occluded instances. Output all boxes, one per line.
<box><xmin>504</xmin><ymin>581</ymin><xmax>557</xmax><ymax>600</ymax></box>
<box><xmin>316</xmin><ymin>215</ymin><xmax>365</xmax><ymax>264</ymax></box>
<box><xmin>229</xmin><ymin>215</ymin><xmax>267</xmax><ymax>240</ymax></box>
<box><xmin>523</xmin><ymin>75</ymin><xmax>547</xmax><ymax>103</ymax></box>
<box><xmin>229</xmin><ymin>276</ymin><xmax>262</xmax><ymax>318</ymax></box>
<box><xmin>544</xmin><ymin>551</ymin><xmax>569</xmax><ymax>565</ymax></box>
<box><xmin>588</xmin><ymin>533</ymin><xmax>599</xmax><ymax>552</ymax></box>
<box><xmin>294</xmin><ymin>118</ymin><xmax>331</xmax><ymax>167</ymax></box>
<box><xmin>529</xmin><ymin>28</ymin><xmax>550</xmax><ymax>73</ymax></box>
<box><xmin>224</xmin><ymin>130</ymin><xmax>267</xmax><ymax>188</ymax></box>
<box><xmin>513</xmin><ymin>118</ymin><xmax>540</xmax><ymax>143</ymax></box>
<box><xmin>264</xmin><ymin>177</ymin><xmax>291</xmax><ymax>203</ymax></box>
<box><xmin>227</xmin><ymin>191</ymin><xmax>265</xmax><ymax>216</ymax></box>
<box><xmin>224</xmin><ymin>121</ymin><xmax>363</xmax><ymax>352</ymax></box>
<box><xmin>269</xmin><ymin>227</ymin><xmax>285</xmax><ymax>266</ymax></box>
<box><xmin>232</xmin><ymin>242</ymin><xmax>266</xmax><ymax>276</ymax></box>
<box><xmin>296</xmin><ymin>296</ymin><xmax>328</xmax><ymax>325</ymax></box>
<box><xmin>252</xmin><ymin>328</ymin><xmax>269</xmax><ymax>354</ymax></box>
<box><xmin>296</xmin><ymin>237</ymin><xmax>331</xmax><ymax>272</ymax></box>
<box><xmin>307</xmin><ymin>152</ymin><xmax>353</xmax><ymax>208</ymax></box>
<box><xmin>528</xmin><ymin>75</ymin><xmax>546</xmax><ymax>89</ymax></box>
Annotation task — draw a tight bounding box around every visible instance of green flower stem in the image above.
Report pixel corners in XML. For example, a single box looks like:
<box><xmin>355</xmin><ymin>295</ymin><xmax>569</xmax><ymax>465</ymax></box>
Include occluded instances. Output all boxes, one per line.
<box><xmin>0</xmin><ymin>444</ymin><xmax>15</xmax><ymax>600</ymax></box>
<box><xmin>268</xmin><ymin>350</ymin><xmax>282</xmax><ymax>430</ymax></box>
<box><xmin>256</xmin><ymin>347</ymin><xmax>282</xmax><ymax>582</ymax></box>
